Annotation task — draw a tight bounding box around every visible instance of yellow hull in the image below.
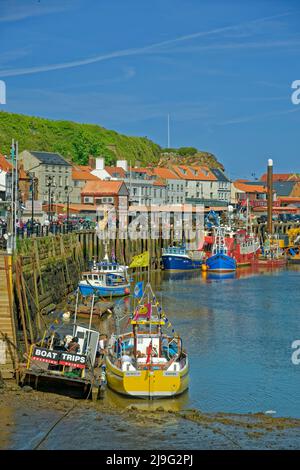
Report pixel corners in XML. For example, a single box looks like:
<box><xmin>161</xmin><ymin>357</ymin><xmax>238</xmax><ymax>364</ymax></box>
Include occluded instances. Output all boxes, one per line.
<box><xmin>106</xmin><ymin>357</ymin><xmax>189</xmax><ymax>398</ymax></box>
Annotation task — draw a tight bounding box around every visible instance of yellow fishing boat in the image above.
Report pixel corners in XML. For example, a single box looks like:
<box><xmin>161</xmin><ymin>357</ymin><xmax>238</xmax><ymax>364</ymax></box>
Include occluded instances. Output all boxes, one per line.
<box><xmin>105</xmin><ymin>282</ymin><xmax>189</xmax><ymax>398</ymax></box>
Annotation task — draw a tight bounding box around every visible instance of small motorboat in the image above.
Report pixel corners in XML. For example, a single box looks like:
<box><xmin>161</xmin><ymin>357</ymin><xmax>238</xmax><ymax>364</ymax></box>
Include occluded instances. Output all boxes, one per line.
<box><xmin>78</xmin><ymin>271</ymin><xmax>130</xmax><ymax>297</ymax></box>
<box><xmin>105</xmin><ymin>282</ymin><xmax>189</xmax><ymax>398</ymax></box>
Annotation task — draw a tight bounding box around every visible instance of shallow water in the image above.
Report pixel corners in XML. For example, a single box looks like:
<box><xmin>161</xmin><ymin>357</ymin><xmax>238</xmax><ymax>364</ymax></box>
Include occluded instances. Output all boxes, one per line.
<box><xmin>145</xmin><ymin>266</ymin><xmax>300</xmax><ymax>418</ymax></box>
<box><xmin>105</xmin><ymin>265</ymin><xmax>299</xmax><ymax>418</ymax></box>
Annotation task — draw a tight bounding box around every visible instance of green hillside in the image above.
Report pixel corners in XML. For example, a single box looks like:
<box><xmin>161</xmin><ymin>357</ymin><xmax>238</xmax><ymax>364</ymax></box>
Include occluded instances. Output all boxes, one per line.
<box><xmin>0</xmin><ymin>111</ymin><xmax>161</xmax><ymax>166</ymax></box>
<box><xmin>0</xmin><ymin>111</ymin><xmax>223</xmax><ymax>169</ymax></box>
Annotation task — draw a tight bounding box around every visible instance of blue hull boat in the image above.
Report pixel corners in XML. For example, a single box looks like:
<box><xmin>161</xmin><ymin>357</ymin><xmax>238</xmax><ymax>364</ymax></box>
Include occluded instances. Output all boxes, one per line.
<box><xmin>78</xmin><ymin>283</ymin><xmax>130</xmax><ymax>297</ymax></box>
<box><xmin>162</xmin><ymin>255</ymin><xmax>202</xmax><ymax>271</ymax></box>
<box><xmin>78</xmin><ymin>270</ymin><xmax>130</xmax><ymax>297</ymax></box>
<box><xmin>162</xmin><ymin>246</ymin><xmax>203</xmax><ymax>271</ymax></box>
<box><xmin>206</xmin><ymin>253</ymin><xmax>236</xmax><ymax>272</ymax></box>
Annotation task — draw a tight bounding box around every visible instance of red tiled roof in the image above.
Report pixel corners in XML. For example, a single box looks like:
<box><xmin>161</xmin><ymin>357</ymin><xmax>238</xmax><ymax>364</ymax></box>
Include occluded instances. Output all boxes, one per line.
<box><xmin>153</xmin><ymin>167</ymin><xmax>180</xmax><ymax>179</ymax></box>
<box><xmin>105</xmin><ymin>166</ymin><xmax>126</xmax><ymax>178</ymax></box>
<box><xmin>261</xmin><ymin>173</ymin><xmax>300</xmax><ymax>182</ymax></box>
<box><xmin>81</xmin><ymin>180</ymin><xmax>126</xmax><ymax>196</ymax></box>
<box><xmin>171</xmin><ymin>165</ymin><xmax>217</xmax><ymax>181</ymax></box>
<box><xmin>0</xmin><ymin>154</ymin><xmax>13</xmax><ymax>172</ymax></box>
<box><xmin>277</xmin><ymin>196</ymin><xmax>300</xmax><ymax>202</ymax></box>
<box><xmin>72</xmin><ymin>168</ymin><xmax>99</xmax><ymax>181</ymax></box>
<box><xmin>234</xmin><ymin>182</ymin><xmax>267</xmax><ymax>193</ymax></box>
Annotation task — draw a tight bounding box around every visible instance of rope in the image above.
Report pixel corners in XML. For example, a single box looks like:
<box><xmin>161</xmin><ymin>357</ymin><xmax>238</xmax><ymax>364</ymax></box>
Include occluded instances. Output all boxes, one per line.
<box><xmin>33</xmin><ymin>402</ymin><xmax>76</xmax><ymax>450</ymax></box>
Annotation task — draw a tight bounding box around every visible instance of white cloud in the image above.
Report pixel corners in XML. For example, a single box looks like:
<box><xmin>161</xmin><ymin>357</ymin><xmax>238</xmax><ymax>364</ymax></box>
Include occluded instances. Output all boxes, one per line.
<box><xmin>0</xmin><ymin>0</ymin><xmax>75</xmax><ymax>23</ymax></box>
<box><xmin>0</xmin><ymin>9</ymin><xmax>297</xmax><ymax>78</ymax></box>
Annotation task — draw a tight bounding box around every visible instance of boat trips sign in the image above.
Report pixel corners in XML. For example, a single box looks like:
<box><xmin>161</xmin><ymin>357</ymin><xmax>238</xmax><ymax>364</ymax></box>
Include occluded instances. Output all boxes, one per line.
<box><xmin>31</xmin><ymin>347</ymin><xmax>87</xmax><ymax>368</ymax></box>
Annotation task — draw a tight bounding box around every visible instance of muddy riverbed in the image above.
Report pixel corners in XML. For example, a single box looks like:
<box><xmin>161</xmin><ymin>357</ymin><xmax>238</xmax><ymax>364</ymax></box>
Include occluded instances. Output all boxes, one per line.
<box><xmin>1</xmin><ymin>382</ymin><xmax>300</xmax><ymax>450</ymax></box>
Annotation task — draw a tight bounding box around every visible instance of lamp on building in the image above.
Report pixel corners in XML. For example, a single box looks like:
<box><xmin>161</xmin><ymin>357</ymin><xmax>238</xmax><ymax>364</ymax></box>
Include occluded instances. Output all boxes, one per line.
<box><xmin>64</xmin><ymin>185</ymin><xmax>73</xmax><ymax>232</ymax></box>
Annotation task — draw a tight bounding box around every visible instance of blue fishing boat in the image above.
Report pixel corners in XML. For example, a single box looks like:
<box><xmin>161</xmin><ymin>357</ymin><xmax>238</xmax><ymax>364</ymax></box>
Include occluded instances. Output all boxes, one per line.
<box><xmin>78</xmin><ymin>272</ymin><xmax>130</xmax><ymax>297</ymax></box>
<box><xmin>206</xmin><ymin>227</ymin><xmax>237</xmax><ymax>272</ymax></box>
<box><xmin>162</xmin><ymin>245</ymin><xmax>203</xmax><ymax>271</ymax></box>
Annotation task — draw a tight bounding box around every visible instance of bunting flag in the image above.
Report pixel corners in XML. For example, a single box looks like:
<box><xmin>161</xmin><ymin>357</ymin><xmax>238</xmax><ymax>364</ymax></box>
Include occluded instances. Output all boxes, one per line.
<box><xmin>129</xmin><ymin>251</ymin><xmax>149</xmax><ymax>268</ymax></box>
<box><xmin>133</xmin><ymin>281</ymin><xmax>144</xmax><ymax>298</ymax></box>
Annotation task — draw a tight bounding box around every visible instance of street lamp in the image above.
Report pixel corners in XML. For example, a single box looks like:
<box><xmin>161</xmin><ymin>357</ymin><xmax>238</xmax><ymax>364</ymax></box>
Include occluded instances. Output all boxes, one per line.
<box><xmin>27</xmin><ymin>163</ymin><xmax>42</xmax><ymax>236</ymax></box>
<box><xmin>64</xmin><ymin>185</ymin><xmax>73</xmax><ymax>232</ymax></box>
<box><xmin>46</xmin><ymin>176</ymin><xmax>56</xmax><ymax>223</ymax></box>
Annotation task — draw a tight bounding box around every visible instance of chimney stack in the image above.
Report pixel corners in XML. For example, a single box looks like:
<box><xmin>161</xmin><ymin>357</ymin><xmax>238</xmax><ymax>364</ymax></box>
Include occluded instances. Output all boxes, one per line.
<box><xmin>96</xmin><ymin>157</ymin><xmax>105</xmax><ymax>170</ymax></box>
<box><xmin>88</xmin><ymin>156</ymin><xmax>96</xmax><ymax>169</ymax></box>
<box><xmin>116</xmin><ymin>159</ymin><xmax>128</xmax><ymax>171</ymax></box>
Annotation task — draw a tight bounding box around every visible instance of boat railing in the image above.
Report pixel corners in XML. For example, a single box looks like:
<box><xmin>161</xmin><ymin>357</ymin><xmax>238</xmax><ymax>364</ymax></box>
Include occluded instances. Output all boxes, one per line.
<box><xmin>162</xmin><ymin>247</ymin><xmax>186</xmax><ymax>256</ymax></box>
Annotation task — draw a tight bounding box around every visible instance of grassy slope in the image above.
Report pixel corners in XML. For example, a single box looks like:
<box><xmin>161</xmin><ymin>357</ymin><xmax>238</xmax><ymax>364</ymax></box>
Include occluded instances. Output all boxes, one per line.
<box><xmin>0</xmin><ymin>111</ymin><xmax>222</xmax><ymax>169</ymax></box>
<box><xmin>0</xmin><ymin>111</ymin><xmax>161</xmax><ymax>166</ymax></box>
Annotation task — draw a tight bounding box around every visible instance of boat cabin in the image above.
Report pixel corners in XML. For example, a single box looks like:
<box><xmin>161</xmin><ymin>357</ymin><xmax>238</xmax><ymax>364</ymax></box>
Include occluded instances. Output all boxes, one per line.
<box><xmin>82</xmin><ymin>272</ymin><xmax>126</xmax><ymax>286</ymax></box>
<box><xmin>162</xmin><ymin>246</ymin><xmax>186</xmax><ymax>256</ymax></box>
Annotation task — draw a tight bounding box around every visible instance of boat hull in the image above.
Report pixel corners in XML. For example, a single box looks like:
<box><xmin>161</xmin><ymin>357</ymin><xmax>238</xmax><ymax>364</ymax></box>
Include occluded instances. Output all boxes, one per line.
<box><xmin>105</xmin><ymin>357</ymin><xmax>189</xmax><ymax>398</ymax></box>
<box><xmin>78</xmin><ymin>283</ymin><xmax>130</xmax><ymax>297</ymax></box>
<box><xmin>162</xmin><ymin>254</ymin><xmax>202</xmax><ymax>271</ymax></box>
<box><xmin>257</xmin><ymin>258</ymin><xmax>287</xmax><ymax>268</ymax></box>
<box><xmin>206</xmin><ymin>253</ymin><xmax>237</xmax><ymax>272</ymax></box>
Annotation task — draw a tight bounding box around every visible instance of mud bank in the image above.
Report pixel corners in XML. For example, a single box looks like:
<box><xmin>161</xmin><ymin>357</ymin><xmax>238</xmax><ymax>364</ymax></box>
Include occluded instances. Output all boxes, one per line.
<box><xmin>0</xmin><ymin>384</ymin><xmax>300</xmax><ymax>450</ymax></box>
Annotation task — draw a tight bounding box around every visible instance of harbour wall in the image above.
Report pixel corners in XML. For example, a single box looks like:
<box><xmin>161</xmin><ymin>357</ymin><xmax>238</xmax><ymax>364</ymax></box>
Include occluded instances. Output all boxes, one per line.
<box><xmin>2</xmin><ymin>220</ymin><xmax>299</xmax><ymax>379</ymax></box>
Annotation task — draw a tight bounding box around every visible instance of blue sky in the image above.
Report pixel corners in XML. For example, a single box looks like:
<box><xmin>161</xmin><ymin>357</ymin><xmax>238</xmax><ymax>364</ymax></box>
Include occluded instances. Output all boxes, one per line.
<box><xmin>0</xmin><ymin>0</ymin><xmax>300</xmax><ymax>178</ymax></box>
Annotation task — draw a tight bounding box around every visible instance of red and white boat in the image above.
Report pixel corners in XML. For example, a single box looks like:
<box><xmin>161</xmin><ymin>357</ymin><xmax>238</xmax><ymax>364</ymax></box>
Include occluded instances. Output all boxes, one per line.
<box><xmin>201</xmin><ymin>228</ymin><xmax>260</xmax><ymax>267</ymax></box>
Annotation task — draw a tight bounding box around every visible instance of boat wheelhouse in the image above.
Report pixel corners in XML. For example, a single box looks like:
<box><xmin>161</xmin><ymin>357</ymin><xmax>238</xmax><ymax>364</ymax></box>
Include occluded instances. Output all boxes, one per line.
<box><xmin>89</xmin><ymin>259</ymin><xmax>129</xmax><ymax>277</ymax></box>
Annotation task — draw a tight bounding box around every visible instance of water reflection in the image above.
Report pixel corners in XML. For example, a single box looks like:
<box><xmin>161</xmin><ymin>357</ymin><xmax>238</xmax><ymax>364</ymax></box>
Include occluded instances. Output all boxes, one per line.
<box><xmin>101</xmin><ymin>387</ymin><xmax>189</xmax><ymax>412</ymax></box>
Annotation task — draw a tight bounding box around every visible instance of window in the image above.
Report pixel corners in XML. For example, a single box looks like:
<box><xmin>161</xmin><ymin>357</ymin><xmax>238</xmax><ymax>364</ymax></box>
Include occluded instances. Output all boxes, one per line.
<box><xmin>59</xmin><ymin>176</ymin><xmax>62</xmax><ymax>187</ymax></box>
<box><xmin>96</xmin><ymin>197</ymin><xmax>114</xmax><ymax>204</ymax></box>
<box><xmin>84</xmin><ymin>196</ymin><xmax>93</xmax><ymax>204</ymax></box>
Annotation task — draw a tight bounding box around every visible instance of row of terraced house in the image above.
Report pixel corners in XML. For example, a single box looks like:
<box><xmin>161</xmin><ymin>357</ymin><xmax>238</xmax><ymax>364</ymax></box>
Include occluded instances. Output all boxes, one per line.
<box><xmin>1</xmin><ymin>149</ymin><xmax>299</xmax><ymax>221</ymax></box>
